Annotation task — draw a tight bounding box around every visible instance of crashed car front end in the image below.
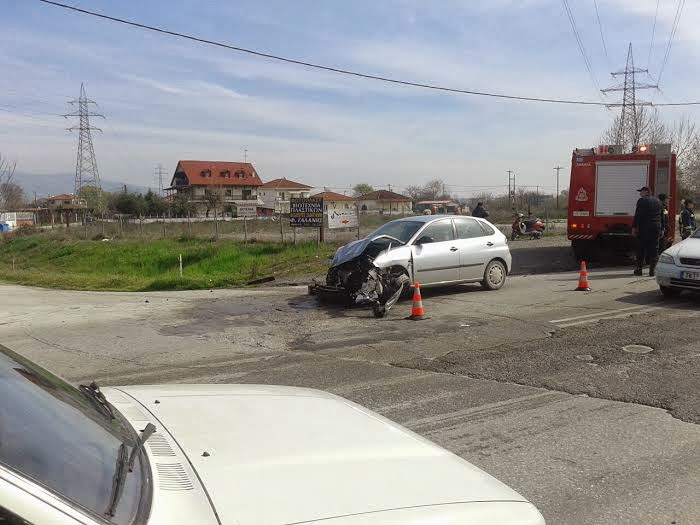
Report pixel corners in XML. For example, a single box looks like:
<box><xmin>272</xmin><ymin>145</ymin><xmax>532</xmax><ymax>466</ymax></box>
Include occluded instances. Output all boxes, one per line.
<box><xmin>310</xmin><ymin>235</ymin><xmax>411</xmax><ymax>317</ymax></box>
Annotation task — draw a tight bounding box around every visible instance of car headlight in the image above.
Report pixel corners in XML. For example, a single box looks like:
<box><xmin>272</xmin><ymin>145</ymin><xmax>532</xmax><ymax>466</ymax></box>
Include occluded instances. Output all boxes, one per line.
<box><xmin>658</xmin><ymin>253</ymin><xmax>675</xmax><ymax>265</ymax></box>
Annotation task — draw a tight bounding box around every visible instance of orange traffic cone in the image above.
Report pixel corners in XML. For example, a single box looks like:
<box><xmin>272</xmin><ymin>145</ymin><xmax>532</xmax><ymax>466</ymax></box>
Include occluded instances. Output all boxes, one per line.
<box><xmin>575</xmin><ymin>261</ymin><xmax>592</xmax><ymax>291</ymax></box>
<box><xmin>409</xmin><ymin>282</ymin><xmax>426</xmax><ymax>320</ymax></box>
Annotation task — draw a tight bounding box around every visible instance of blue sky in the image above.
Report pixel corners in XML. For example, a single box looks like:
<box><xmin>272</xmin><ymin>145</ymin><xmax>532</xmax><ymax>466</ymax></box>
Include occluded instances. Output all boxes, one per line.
<box><xmin>2</xmin><ymin>0</ymin><xmax>699</xmax><ymax>197</ymax></box>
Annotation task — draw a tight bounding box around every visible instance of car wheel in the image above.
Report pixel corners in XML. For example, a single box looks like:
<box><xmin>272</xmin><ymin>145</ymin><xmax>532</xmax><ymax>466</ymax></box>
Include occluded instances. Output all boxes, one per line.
<box><xmin>660</xmin><ymin>285</ymin><xmax>682</xmax><ymax>298</ymax></box>
<box><xmin>481</xmin><ymin>260</ymin><xmax>506</xmax><ymax>291</ymax></box>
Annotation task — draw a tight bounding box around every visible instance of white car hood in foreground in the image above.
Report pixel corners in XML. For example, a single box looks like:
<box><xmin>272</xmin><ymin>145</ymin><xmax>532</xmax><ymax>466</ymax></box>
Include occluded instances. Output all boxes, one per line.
<box><xmin>112</xmin><ymin>384</ymin><xmax>544</xmax><ymax>525</ymax></box>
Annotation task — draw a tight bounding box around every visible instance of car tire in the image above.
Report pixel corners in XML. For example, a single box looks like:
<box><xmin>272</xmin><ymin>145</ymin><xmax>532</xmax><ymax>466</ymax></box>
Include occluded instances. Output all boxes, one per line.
<box><xmin>660</xmin><ymin>285</ymin><xmax>682</xmax><ymax>298</ymax></box>
<box><xmin>481</xmin><ymin>260</ymin><xmax>507</xmax><ymax>291</ymax></box>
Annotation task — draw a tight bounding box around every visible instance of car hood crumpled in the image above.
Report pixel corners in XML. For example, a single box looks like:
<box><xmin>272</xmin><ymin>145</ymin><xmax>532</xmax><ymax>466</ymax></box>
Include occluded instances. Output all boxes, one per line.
<box><xmin>114</xmin><ymin>384</ymin><xmax>544</xmax><ymax>525</ymax></box>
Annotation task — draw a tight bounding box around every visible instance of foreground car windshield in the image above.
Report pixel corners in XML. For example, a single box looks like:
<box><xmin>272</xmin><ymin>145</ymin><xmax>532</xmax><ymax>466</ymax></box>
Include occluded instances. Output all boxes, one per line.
<box><xmin>0</xmin><ymin>345</ymin><xmax>149</xmax><ymax>524</ymax></box>
<box><xmin>368</xmin><ymin>220</ymin><xmax>425</xmax><ymax>244</ymax></box>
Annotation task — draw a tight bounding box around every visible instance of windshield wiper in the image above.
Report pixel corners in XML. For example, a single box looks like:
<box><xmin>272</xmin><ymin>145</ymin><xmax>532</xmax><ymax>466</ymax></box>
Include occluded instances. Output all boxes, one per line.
<box><xmin>79</xmin><ymin>381</ymin><xmax>115</xmax><ymax>420</ymax></box>
<box><xmin>105</xmin><ymin>443</ymin><xmax>129</xmax><ymax>517</ymax></box>
<box><xmin>104</xmin><ymin>423</ymin><xmax>156</xmax><ymax>517</ymax></box>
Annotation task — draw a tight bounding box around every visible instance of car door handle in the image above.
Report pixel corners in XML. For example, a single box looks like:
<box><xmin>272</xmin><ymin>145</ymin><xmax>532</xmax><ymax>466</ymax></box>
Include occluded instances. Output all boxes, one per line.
<box><xmin>486</xmin><ymin>242</ymin><xmax>494</xmax><ymax>247</ymax></box>
<box><xmin>450</xmin><ymin>247</ymin><xmax>458</xmax><ymax>252</ymax></box>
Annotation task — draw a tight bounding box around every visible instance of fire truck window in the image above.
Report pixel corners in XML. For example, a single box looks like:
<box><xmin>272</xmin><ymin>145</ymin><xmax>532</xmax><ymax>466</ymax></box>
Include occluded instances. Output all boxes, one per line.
<box><xmin>454</xmin><ymin>218</ymin><xmax>485</xmax><ymax>239</ymax></box>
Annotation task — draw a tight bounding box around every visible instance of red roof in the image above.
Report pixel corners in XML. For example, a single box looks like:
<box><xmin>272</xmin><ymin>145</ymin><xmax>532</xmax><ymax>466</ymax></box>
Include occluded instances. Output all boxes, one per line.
<box><xmin>260</xmin><ymin>177</ymin><xmax>311</xmax><ymax>190</ymax></box>
<box><xmin>358</xmin><ymin>190</ymin><xmax>411</xmax><ymax>202</ymax></box>
<box><xmin>172</xmin><ymin>161</ymin><xmax>263</xmax><ymax>187</ymax></box>
<box><xmin>48</xmin><ymin>194</ymin><xmax>74</xmax><ymax>201</ymax></box>
<box><xmin>313</xmin><ymin>191</ymin><xmax>355</xmax><ymax>202</ymax></box>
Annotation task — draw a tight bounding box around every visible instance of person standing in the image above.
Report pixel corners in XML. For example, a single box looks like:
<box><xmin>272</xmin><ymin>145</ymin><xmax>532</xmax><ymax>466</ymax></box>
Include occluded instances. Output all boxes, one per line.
<box><xmin>632</xmin><ymin>186</ymin><xmax>663</xmax><ymax>277</ymax></box>
<box><xmin>658</xmin><ymin>193</ymin><xmax>670</xmax><ymax>253</ymax></box>
<box><xmin>680</xmin><ymin>199</ymin><xmax>696</xmax><ymax>240</ymax></box>
<box><xmin>472</xmin><ymin>202</ymin><xmax>490</xmax><ymax>219</ymax></box>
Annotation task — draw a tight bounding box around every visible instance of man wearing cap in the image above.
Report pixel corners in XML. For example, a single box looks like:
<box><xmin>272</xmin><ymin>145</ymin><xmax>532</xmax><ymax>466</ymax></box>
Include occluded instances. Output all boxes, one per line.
<box><xmin>472</xmin><ymin>202</ymin><xmax>489</xmax><ymax>219</ymax></box>
<box><xmin>632</xmin><ymin>186</ymin><xmax>663</xmax><ymax>276</ymax></box>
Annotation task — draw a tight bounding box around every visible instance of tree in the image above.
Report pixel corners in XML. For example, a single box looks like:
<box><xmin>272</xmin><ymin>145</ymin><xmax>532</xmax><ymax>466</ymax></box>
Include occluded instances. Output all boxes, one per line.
<box><xmin>204</xmin><ymin>186</ymin><xmax>224</xmax><ymax>218</ymax></box>
<box><xmin>171</xmin><ymin>192</ymin><xmax>196</xmax><ymax>217</ymax></box>
<box><xmin>405</xmin><ymin>185</ymin><xmax>425</xmax><ymax>201</ymax></box>
<box><xmin>0</xmin><ymin>182</ymin><xmax>25</xmax><ymax>210</ymax></box>
<box><xmin>0</xmin><ymin>153</ymin><xmax>19</xmax><ymax>210</ymax></box>
<box><xmin>353</xmin><ymin>183</ymin><xmax>374</xmax><ymax>197</ymax></box>
<box><xmin>110</xmin><ymin>191</ymin><xmax>146</xmax><ymax>216</ymax></box>
<box><xmin>79</xmin><ymin>185</ymin><xmax>108</xmax><ymax>215</ymax></box>
<box><xmin>424</xmin><ymin>179</ymin><xmax>447</xmax><ymax>200</ymax></box>
<box><xmin>144</xmin><ymin>190</ymin><xmax>168</xmax><ymax>216</ymax></box>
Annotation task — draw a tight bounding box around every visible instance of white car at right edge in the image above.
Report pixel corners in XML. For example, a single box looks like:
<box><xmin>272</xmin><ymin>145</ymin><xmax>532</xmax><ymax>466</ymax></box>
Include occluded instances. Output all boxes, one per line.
<box><xmin>656</xmin><ymin>229</ymin><xmax>700</xmax><ymax>296</ymax></box>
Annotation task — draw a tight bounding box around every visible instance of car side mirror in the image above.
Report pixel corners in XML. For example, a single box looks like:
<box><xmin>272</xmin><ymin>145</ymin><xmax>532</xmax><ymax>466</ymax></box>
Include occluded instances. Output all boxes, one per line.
<box><xmin>415</xmin><ymin>236</ymin><xmax>434</xmax><ymax>245</ymax></box>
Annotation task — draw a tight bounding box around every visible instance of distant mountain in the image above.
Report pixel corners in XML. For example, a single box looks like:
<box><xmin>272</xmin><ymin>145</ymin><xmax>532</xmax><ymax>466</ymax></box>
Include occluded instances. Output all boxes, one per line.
<box><xmin>15</xmin><ymin>172</ymin><xmax>150</xmax><ymax>198</ymax></box>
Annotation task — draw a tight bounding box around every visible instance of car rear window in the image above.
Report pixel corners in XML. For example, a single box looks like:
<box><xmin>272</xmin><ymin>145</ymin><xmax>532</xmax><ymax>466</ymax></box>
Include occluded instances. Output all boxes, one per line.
<box><xmin>479</xmin><ymin>221</ymin><xmax>495</xmax><ymax>235</ymax></box>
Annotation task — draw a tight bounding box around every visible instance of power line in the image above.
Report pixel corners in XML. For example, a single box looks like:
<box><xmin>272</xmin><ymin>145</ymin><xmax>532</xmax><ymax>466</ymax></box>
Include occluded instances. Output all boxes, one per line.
<box><xmin>592</xmin><ymin>0</ymin><xmax>609</xmax><ymax>63</ymax></box>
<box><xmin>561</xmin><ymin>0</ymin><xmax>603</xmax><ymax>96</ymax></box>
<box><xmin>28</xmin><ymin>1</ymin><xmax>700</xmax><ymax>109</ymax></box>
<box><xmin>647</xmin><ymin>0</ymin><xmax>660</xmax><ymax>68</ymax></box>
<box><xmin>657</xmin><ymin>0</ymin><xmax>685</xmax><ymax>85</ymax></box>
<box><xmin>38</xmin><ymin>0</ymin><xmax>608</xmax><ymax>107</ymax></box>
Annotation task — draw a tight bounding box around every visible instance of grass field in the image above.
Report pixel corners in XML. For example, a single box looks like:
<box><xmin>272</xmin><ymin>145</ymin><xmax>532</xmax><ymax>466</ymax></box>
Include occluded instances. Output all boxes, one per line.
<box><xmin>0</xmin><ymin>237</ymin><xmax>337</xmax><ymax>291</ymax></box>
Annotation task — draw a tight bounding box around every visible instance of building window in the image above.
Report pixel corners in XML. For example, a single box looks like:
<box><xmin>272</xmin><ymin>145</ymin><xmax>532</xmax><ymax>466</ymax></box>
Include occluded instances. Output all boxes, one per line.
<box><xmin>220</xmin><ymin>171</ymin><xmax>230</xmax><ymax>178</ymax></box>
<box><xmin>280</xmin><ymin>192</ymin><xmax>285</xmax><ymax>200</ymax></box>
<box><xmin>201</xmin><ymin>170</ymin><xmax>211</xmax><ymax>178</ymax></box>
<box><xmin>361</xmin><ymin>205</ymin><xmax>367</xmax><ymax>211</ymax></box>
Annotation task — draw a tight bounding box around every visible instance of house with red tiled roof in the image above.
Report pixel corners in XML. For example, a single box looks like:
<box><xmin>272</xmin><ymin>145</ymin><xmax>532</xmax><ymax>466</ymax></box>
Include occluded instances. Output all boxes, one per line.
<box><xmin>312</xmin><ymin>191</ymin><xmax>356</xmax><ymax>216</ymax></box>
<box><xmin>356</xmin><ymin>190</ymin><xmax>413</xmax><ymax>215</ymax></box>
<box><xmin>259</xmin><ymin>177</ymin><xmax>312</xmax><ymax>214</ymax></box>
<box><xmin>46</xmin><ymin>193</ymin><xmax>77</xmax><ymax>210</ymax></box>
<box><xmin>167</xmin><ymin>160</ymin><xmax>264</xmax><ymax>217</ymax></box>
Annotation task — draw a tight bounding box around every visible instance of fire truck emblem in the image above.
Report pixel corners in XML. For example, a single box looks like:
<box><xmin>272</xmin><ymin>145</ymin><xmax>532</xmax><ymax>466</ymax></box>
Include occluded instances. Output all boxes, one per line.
<box><xmin>575</xmin><ymin>187</ymin><xmax>589</xmax><ymax>202</ymax></box>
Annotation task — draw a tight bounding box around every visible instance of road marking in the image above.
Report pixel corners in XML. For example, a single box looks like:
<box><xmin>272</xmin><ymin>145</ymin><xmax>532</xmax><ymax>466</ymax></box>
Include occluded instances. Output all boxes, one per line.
<box><xmin>550</xmin><ymin>304</ymin><xmax>651</xmax><ymax>323</ymax></box>
<box><xmin>550</xmin><ymin>304</ymin><xmax>664</xmax><ymax>328</ymax></box>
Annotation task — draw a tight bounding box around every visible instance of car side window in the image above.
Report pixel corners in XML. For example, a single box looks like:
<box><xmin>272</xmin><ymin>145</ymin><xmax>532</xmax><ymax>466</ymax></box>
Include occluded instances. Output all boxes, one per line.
<box><xmin>0</xmin><ymin>505</ymin><xmax>34</xmax><ymax>525</ymax></box>
<box><xmin>420</xmin><ymin>220</ymin><xmax>455</xmax><ymax>242</ymax></box>
<box><xmin>455</xmin><ymin>218</ymin><xmax>485</xmax><ymax>239</ymax></box>
<box><xmin>479</xmin><ymin>221</ymin><xmax>495</xmax><ymax>235</ymax></box>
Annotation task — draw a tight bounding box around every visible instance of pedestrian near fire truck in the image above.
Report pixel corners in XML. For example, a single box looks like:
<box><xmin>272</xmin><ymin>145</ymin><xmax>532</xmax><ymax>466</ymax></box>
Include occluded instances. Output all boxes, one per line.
<box><xmin>632</xmin><ymin>186</ymin><xmax>663</xmax><ymax>277</ymax></box>
<box><xmin>658</xmin><ymin>193</ymin><xmax>671</xmax><ymax>252</ymax></box>
<box><xmin>680</xmin><ymin>199</ymin><xmax>696</xmax><ymax>240</ymax></box>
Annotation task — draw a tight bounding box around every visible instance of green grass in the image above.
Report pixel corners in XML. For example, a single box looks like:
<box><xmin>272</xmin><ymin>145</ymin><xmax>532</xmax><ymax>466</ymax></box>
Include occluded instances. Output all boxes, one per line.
<box><xmin>0</xmin><ymin>237</ymin><xmax>337</xmax><ymax>291</ymax></box>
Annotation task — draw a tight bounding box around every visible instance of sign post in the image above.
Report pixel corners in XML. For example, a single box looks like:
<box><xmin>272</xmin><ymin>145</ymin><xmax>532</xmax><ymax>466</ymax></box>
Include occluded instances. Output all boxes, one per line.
<box><xmin>290</xmin><ymin>197</ymin><xmax>324</xmax><ymax>242</ymax></box>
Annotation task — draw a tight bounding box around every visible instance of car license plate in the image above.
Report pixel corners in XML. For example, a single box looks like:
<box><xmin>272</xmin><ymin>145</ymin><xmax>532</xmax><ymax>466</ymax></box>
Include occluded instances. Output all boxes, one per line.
<box><xmin>682</xmin><ymin>271</ymin><xmax>700</xmax><ymax>281</ymax></box>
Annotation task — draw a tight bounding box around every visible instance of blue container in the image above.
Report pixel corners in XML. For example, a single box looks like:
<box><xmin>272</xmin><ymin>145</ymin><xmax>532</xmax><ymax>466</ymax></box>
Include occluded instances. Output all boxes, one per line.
<box><xmin>0</xmin><ymin>224</ymin><xmax>9</xmax><ymax>233</ymax></box>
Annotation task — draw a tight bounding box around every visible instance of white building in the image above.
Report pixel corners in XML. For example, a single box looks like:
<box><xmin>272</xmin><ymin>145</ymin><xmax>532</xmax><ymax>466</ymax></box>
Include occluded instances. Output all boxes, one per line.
<box><xmin>259</xmin><ymin>178</ymin><xmax>312</xmax><ymax>214</ymax></box>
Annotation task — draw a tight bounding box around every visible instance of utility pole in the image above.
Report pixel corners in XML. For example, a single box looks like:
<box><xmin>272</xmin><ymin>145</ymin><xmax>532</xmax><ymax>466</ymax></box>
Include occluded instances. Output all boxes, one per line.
<box><xmin>244</xmin><ymin>148</ymin><xmax>248</xmax><ymax>163</ymax></box>
<box><xmin>601</xmin><ymin>43</ymin><xmax>656</xmax><ymax>152</ymax></box>
<box><xmin>65</xmin><ymin>83</ymin><xmax>104</xmax><ymax>210</ymax></box>
<box><xmin>507</xmin><ymin>170</ymin><xmax>516</xmax><ymax>210</ymax></box>
<box><xmin>554</xmin><ymin>166</ymin><xmax>562</xmax><ymax>209</ymax></box>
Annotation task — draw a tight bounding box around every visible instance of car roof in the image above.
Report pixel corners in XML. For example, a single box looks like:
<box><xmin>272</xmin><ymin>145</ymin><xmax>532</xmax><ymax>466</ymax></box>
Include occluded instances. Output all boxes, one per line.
<box><xmin>389</xmin><ymin>215</ymin><xmax>474</xmax><ymax>224</ymax></box>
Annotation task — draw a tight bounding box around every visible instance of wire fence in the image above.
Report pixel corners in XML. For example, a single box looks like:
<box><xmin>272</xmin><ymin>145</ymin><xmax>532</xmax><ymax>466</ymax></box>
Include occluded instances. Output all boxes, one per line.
<box><xmin>20</xmin><ymin>211</ymin><xmax>568</xmax><ymax>243</ymax></box>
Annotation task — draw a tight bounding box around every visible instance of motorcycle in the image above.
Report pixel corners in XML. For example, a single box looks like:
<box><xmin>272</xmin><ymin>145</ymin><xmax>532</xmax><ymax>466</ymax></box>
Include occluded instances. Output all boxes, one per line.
<box><xmin>310</xmin><ymin>235</ymin><xmax>411</xmax><ymax>318</ymax></box>
<box><xmin>511</xmin><ymin>215</ymin><xmax>544</xmax><ymax>240</ymax></box>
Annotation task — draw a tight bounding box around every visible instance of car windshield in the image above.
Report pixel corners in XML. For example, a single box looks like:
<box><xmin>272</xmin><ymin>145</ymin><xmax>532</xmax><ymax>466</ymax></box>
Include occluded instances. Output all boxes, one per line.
<box><xmin>368</xmin><ymin>220</ymin><xmax>425</xmax><ymax>244</ymax></box>
<box><xmin>0</xmin><ymin>345</ymin><xmax>149</xmax><ymax>524</ymax></box>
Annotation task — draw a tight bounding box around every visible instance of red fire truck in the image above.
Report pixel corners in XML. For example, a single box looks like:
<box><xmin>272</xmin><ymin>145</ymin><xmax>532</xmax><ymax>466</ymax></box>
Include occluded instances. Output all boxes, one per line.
<box><xmin>567</xmin><ymin>143</ymin><xmax>676</xmax><ymax>261</ymax></box>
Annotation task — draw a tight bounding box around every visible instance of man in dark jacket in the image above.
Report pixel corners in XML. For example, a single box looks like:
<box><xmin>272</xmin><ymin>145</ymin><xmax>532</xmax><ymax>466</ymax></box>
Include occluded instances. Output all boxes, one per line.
<box><xmin>472</xmin><ymin>202</ymin><xmax>489</xmax><ymax>219</ymax></box>
<box><xmin>658</xmin><ymin>193</ymin><xmax>670</xmax><ymax>253</ymax></box>
<box><xmin>680</xmin><ymin>199</ymin><xmax>696</xmax><ymax>240</ymax></box>
<box><xmin>632</xmin><ymin>186</ymin><xmax>663</xmax><ymax>276</ymax></box>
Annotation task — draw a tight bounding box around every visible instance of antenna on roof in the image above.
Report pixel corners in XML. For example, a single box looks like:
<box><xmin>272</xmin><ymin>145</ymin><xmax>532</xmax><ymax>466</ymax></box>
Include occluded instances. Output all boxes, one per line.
<box><xmin>244</xmin><ymin>148</ymin><xmax>248</xmax><ymax>163</ymax></box>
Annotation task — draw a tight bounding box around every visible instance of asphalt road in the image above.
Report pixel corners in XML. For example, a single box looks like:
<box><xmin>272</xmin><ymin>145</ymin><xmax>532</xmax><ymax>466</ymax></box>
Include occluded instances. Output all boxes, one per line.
<box><xmin>1</xmin><ymin>255</ymin><xmax>698</xmax><ymax>524</ymax></box>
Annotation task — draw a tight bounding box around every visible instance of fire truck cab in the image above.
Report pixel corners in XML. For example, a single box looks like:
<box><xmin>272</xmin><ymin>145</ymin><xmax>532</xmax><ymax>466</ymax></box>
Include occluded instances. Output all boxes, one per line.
<box><xmin>567</xmin><ymin>144</ymin><xmax>676</xmax><ymax>261</ymax></box>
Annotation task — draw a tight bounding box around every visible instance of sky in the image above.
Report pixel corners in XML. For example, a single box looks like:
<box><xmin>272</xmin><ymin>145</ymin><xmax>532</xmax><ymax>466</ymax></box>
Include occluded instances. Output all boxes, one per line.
<box><xmin>2</xmin><ymin>0</ymin><xmax>700</xmax><ymax>198</ymax></box>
